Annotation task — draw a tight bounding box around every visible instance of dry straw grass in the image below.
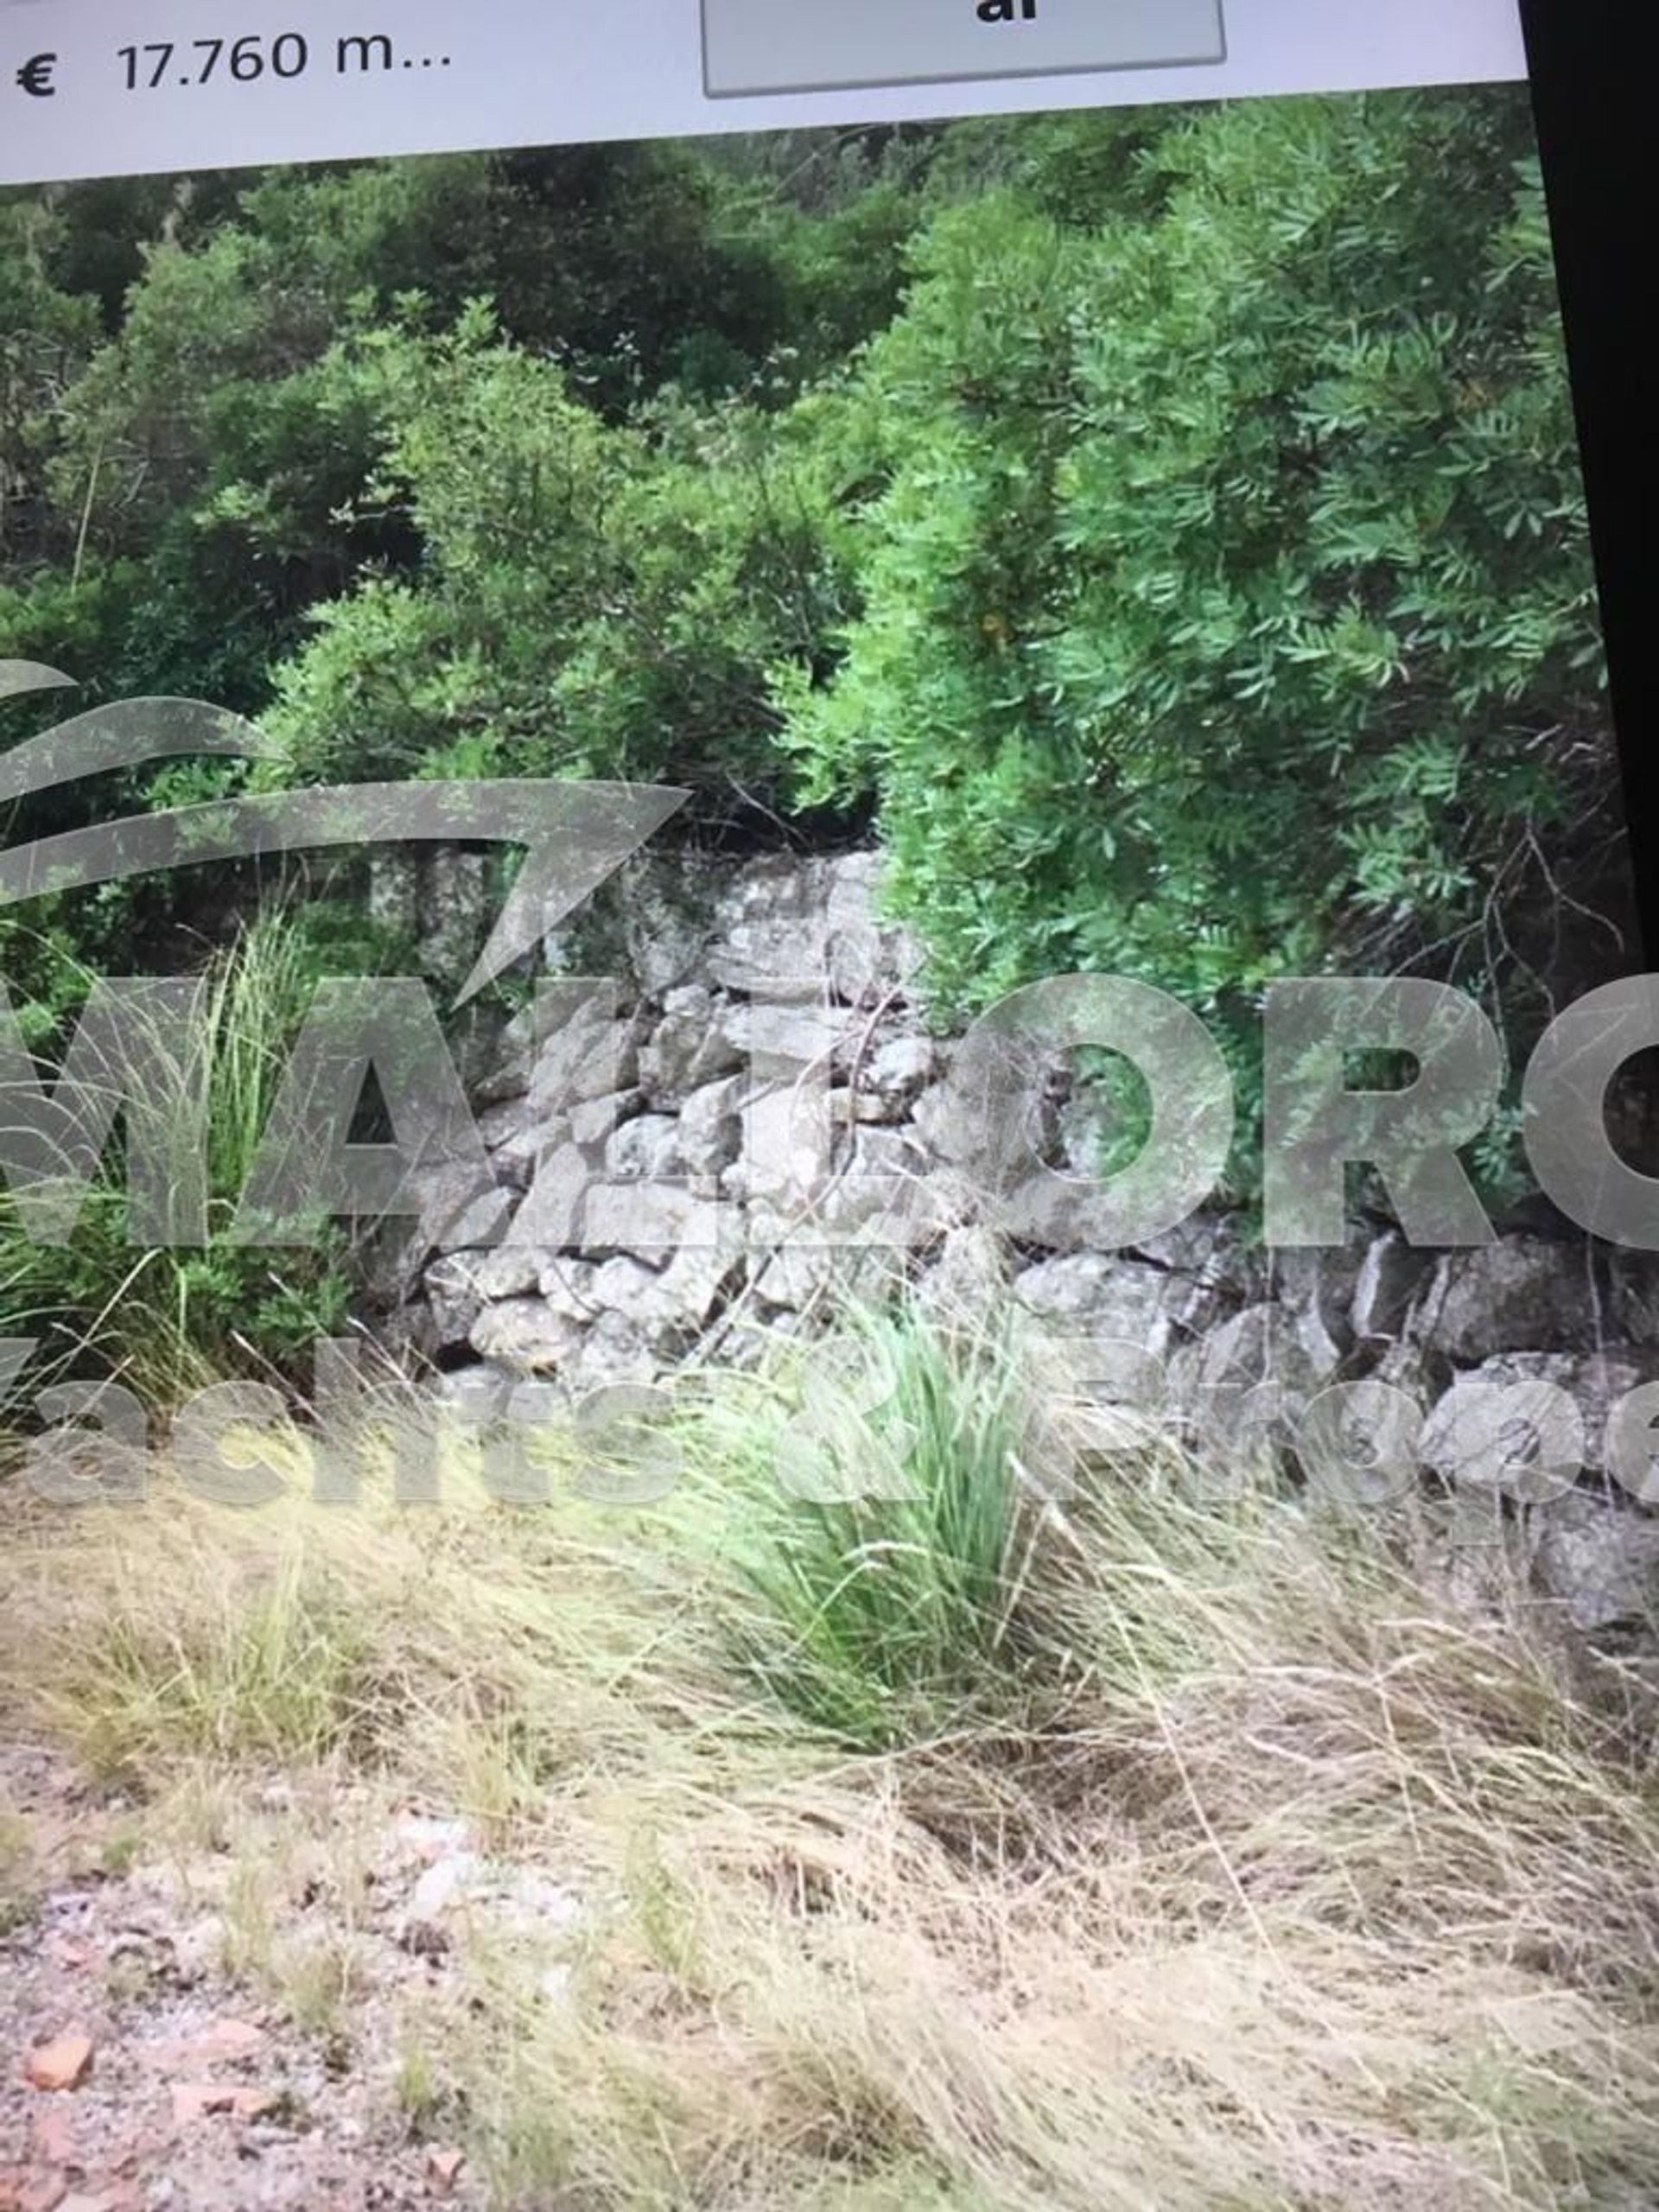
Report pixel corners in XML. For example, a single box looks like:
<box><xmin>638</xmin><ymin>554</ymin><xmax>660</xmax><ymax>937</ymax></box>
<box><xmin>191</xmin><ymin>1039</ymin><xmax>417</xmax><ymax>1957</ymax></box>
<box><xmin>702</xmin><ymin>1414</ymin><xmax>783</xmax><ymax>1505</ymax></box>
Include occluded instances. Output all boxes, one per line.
<box><xmin>3</xmin><ymin>1310</ymin><xmax>1657</xmax><ymax>2209</ymax></box>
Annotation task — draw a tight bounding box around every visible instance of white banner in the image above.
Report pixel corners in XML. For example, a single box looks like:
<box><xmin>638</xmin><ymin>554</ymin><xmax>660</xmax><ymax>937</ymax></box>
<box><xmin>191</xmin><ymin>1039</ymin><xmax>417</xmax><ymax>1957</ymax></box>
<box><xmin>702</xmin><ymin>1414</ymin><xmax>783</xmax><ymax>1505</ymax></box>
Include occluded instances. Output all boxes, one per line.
<box><xmin>2</xmin><ymin>0</ymin><xmax>1527</xmax><ymax>186</ymax></box>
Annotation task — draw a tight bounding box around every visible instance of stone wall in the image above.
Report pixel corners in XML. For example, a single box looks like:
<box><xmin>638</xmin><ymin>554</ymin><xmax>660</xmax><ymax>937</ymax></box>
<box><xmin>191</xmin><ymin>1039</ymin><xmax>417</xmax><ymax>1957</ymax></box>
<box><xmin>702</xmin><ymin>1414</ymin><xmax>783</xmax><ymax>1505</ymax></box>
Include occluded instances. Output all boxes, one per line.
<box><xmin>388</xmin><ymin>847</ymin><xmax>1659</xmax><ymax>1630</ymax></box>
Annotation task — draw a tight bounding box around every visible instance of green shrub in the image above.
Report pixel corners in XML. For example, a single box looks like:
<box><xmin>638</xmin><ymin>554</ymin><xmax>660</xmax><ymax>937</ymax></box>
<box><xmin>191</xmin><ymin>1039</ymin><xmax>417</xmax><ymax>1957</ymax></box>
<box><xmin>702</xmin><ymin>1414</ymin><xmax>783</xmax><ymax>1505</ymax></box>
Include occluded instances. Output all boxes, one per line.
<box><xmin>782</xmin><ymin>90</ymin><xmax>1616</xmax><ymax>1199</ymax></box>
<box><xmin>262</xmin><ymin>312</ymin><xmax>854</xmax><ymax>809</ymax></box>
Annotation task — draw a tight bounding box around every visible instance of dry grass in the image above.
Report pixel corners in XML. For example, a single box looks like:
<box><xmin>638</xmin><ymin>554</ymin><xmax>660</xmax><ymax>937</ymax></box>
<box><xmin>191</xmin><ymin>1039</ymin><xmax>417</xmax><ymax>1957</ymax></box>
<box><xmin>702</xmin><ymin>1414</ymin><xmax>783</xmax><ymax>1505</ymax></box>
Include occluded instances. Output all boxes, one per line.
<box><xmin>3</xmin><ymin>1319</ymin><xmax>1658</xmax><ymax>2210</ymax></box>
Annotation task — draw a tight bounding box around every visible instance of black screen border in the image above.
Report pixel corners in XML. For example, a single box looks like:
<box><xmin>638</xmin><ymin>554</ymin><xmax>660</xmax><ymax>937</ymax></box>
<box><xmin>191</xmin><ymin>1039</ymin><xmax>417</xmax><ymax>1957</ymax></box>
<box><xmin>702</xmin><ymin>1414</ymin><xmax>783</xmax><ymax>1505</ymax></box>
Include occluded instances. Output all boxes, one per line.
<box><xmin>1520</xmin><ymin>0</ymin><xmax>1653</xmax><ymax>965</ymax></box>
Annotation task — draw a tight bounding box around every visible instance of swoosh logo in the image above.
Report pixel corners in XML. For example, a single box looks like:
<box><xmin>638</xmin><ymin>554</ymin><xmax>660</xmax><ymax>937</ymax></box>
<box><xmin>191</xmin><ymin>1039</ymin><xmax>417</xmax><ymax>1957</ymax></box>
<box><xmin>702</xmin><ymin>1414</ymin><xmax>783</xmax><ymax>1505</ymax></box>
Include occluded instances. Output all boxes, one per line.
<box><xmin>0</xmin><ymin>662</ymin><xmax>687</xmax><ymax>1004</ymax></box>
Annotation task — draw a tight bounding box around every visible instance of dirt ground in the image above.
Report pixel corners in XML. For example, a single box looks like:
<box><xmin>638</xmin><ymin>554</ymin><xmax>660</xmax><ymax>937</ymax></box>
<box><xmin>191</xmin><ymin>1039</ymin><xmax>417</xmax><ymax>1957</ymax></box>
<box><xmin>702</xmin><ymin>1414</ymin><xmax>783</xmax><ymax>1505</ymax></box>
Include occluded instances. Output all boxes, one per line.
<box><xmin>0</xmin><ymin>1740</ymin><xmax>514</xmax><ymax>2212</ymax></box>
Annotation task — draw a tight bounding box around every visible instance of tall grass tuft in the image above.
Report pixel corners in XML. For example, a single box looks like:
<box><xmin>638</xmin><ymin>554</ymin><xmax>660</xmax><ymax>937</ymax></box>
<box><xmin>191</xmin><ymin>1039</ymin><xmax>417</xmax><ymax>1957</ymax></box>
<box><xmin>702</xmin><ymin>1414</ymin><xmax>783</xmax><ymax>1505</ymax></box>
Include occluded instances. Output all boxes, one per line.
<box><xmin>0</xmin><ymin>906</ymin><xmax>353</xmax><ymax>1406</ymax></box>
<box><xmin>710</xmin><ymin>1314</ymin><xmax>1055</xmax><ymax>1747</ymax></box>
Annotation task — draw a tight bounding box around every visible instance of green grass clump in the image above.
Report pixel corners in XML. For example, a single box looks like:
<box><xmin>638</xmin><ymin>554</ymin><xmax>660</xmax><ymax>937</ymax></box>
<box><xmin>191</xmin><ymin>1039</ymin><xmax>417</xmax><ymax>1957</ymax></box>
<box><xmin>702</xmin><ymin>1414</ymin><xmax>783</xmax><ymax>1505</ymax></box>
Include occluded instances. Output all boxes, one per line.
<box><xmin>714</xmin><ymin>1316</ymin><xmax>1052</xmax><ymax>1747</ymax></box>
<box><xmin>1</xmin><ymin>907</ymin><xmax>353</xmax><ymax>1407</ymax></box>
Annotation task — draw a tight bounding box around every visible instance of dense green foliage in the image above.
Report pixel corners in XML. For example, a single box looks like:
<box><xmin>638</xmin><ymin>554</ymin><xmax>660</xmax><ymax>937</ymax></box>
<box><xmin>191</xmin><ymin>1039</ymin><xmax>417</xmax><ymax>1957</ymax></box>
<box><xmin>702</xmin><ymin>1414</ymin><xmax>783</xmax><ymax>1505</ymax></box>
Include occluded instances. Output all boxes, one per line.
<box><xmin>0</xmin><ymin>88</ymin><xmax>1623</xmax><ymax>1332</ymax></box>
<box><xmin>783</xmin><ymin>96</ymin><xmax>1618</xmax><ymax>1163</ymax></box>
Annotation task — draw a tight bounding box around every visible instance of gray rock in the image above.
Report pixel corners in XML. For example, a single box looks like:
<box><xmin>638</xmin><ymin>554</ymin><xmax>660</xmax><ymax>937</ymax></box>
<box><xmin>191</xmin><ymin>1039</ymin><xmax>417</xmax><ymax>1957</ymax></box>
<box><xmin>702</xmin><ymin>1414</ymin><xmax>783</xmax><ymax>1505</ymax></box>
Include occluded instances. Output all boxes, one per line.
<box><xmin>1130</xmin><ymin>1212</ymin><xmax>1229</xmax><ymax>1280</ymax></box>
<box><xmin>647</xmin><ymin>1243</ymin><xmax>742</xmax><ymax>1328</ymax></box>
<box><xmin>430</xmin><ymin>1363</ymin><xmax>516</xmax><ymax>1416</ymax></box>
<box><xmin>460</xmin><ymin>1246</ymin><xmax>553</xmax><ymax>1302</ymax></box>
<box><xmin>488</xmin><ymin>1113</ymin><xmax>572</xmax><ymax>1193</ymax></box>
<box><xmin>537</xmin><ymin>1257</ymin><xmax>601</xmax><ymax>1322</ymax></box>
<box><xmin>570</xmin><ymin>1089</ymin><xmax>644</xmax><ymax>1149</ymax></box>
<box><xmin>1053</xmin><ymin>1095</ymin><xmax>1106</xmax><ymax>1179</ymax></box>
<box><xmin>823</xmin><ymin>851</ymin><xmax>922</xmax><ymax>1006</ymax></box>
<box><xmin>1290</xmin><ymin>1298</ymin><xmax>1348</xmax><ymax>1379</ymax></box>
<box><xmin>406</xmin><ymin>1156</ymin><xmax>513</xmax><ymax>1255</ymax></box>
<box><xmin>816</xmin><ymin>1126</ymin><xmax>943</xmax><ymax>1240</ymax></box>
<box><xmin>1606</xmin><ymin>1253</ymin><xmax>1659</xmax><ymax>1346</ymax></box>
<box><xmin>589</xmin><ymin>1256</ymin><xmax>665</xmax><ymax>1313</ymax></box>
<box><xmin>511</xmin><ymin>1140</ymin><xmax>598</xmax><ymax>1247</ymax></box>
<box><xmin>474</xmin><ymin>992</ymin><xmax>569</xmax><ymax>1106</ymax></box>
<box><xmin>1421</xmin><ymin>1366</ymin><xmax>1591</xmax><ymax>1506</ymax></box>
<box><xmin>836</xmin><ymin>1085</ymin><xmax>905</xmax><ymax>1128</ymax></box>
<box><xmin>470</xmin><ymin>1299</ymin><xmax>585</xmax><ymax>1373</ymax></box>
<box><xmin>525</xmin><ymin>989</ymin><xmax>643</xmax><ymax>1116</ymax></box>
<box><xmin>679</xmin><ymin>1074</ymin><xmax>747</xmax><ymax>1178</ymax></box>
<box><xmin>741</xmin><ymin>1083</ymin><xmax>836</xmax><ymax>1210</ymax></box>
<box><xmin>571</xmin><ymin>1310</ymin><xmax>662</xmax><ymax>1389</ymax></box>
<box><xmin>580</xmin><ymin>1181</ymin><xmax>732</xmax><ymax>1258</ymax></box>
<box><xmin>1454</xmin><ymin>1349</ymin><xmax>1659</xmax><ymax>1476</ymax></box>
<box><xmin>1198</xmin><ymin>1300</ymin><xmax>1343</xmax><ymax>1392</ymax></box>
<box><xmin>1533</xmin><ymin>1493</ymin><xmax>1659</xmax><ymax>1630</ymax></box>
<box><xmin>477</xmin><ymin>1096</ymin><xmax>533</xmax><ymax>1151</ymax></box>
<box><xmin>1265</xmin><ymin>1244</ymin><xmax>1360</xmax><ymax>1371</ymax></box>
<box><xmin>862</xmin><ymin>1035</ymin><xmax>938</xmax><ymax>1105</ymax></box>
<box><xmin>708</xmin><ymin>856</ymin><xmax>836</xmax><ymax>995</ymax></box>
<box><xmin>910</xmin><ymin>1080</ymin><xmax>981</xmax><ymax>1169</ymax></box>
<box><xmin>368</xmin><ymin>850</ymin><xmax>420</xmax><ymax>941</ymax></box>
<box><xmin>703</xmin><ymin>852</ymin><xmax>917</xmax><ymax>1007</ymax></box>
<box><xmin>917</xmin><ymin>1225</ymin><xmax>1009</xmax><ymax>1319</ymax></box>
<box><xmin>1351</xmin><ymin>1231</ymin><xmax>1433</xmax><ymax>1344</ymax></box>
<box><xmin>639</xmin><ymin>1007</ymin><xmax>745</xmax><ymax>1106</ymax></box>
<box><xmin>621</xmin><ymin>864</ymin><xmax>719</xmax><ymax>999</ymax></box>
<box><xmin>420</xmin><ymin>1255</ymin><xmax>487</xmax><ymax>1356</ymax></box>
<box><xmin>1410</xmin><ymin>1237</ymin><xmax>1603</xmax><ymax>1363</ymax></box>
<box><xmin>721</xmin><ymin>998</ymin><xmax>857</xmax><ymax>1073</ymax></box>
<box><xmin>1368</xmin><ymin>1337</ymin><xmax>1436</xmax><ymax>1412</ymax></box>
<box><xmin>1170</xmin><ymin>1303</ymin><xmax>1339</xmax><ymax>1460</ymax></box>
<box><xmin>578</xmin><ymin>1240</ymin><xmax>742</xmax><ymax>1337</ymax></box>
<box><xmin>605</xmin><ymin>1114</ymin><xmax>683</xmax><ymax>1183</ymax></box>
<box><xmin>1013</xmin><ymin>1254</ymin><xmax>1179</xmax><ymax>1351</ymax></box>
<box><xmin>750</xmin><ymin>1243</ymin><xmax>899</xmax><ymax>1315</ymax></box>
<box><xmin>416</xmin><ymin>850</ymin><xmax>488</xmax><ymax>988</ymax></box>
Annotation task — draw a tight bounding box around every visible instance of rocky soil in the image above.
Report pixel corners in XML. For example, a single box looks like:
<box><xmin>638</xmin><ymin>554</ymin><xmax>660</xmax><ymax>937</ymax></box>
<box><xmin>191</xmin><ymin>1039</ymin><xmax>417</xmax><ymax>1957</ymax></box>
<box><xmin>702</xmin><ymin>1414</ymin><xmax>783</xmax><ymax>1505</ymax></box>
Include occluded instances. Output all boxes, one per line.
<box><xmin>0</xmin><ymin>1744</ymin><xmax>581</xmax><ymax>2212</ymax></box>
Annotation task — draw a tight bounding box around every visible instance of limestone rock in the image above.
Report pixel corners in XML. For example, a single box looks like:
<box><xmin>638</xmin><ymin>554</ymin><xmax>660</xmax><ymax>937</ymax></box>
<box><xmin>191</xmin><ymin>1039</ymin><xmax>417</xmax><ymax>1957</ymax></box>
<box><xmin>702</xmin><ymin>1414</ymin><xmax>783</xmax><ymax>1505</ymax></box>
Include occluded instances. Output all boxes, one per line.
<box><xmin>750</xmin><ymin>1243</ymin><xmax>899</xmax><ymax>1315</ymax></box>
<box><xmin>579</xmin><ymin>1182</ymin><xmax>733</xmax><ymax>1258</ymax></box>
<box><xmin>570</xmin><ymin>1309</ymin><xmax>661</xmax><ymax>1389</ymax></box>
<box><xmin>1013</xmin><ymin>1253</ymin><xmax>1181</xmax><ymax>1352</ymax></box>
<box><xmin>537</xmin><ymin>1257</ymin><xmax>601</xmax><ymax>1322</ymax></box>
<box><xmin>1409</xmin><ymin>1237</ymin><xmax>1605</xmax><ymax>1363</ymax></box>
<box><xmin>720</xmin><ymin>998</ymin><xmax>857</xmax><ymax>1073</ymax></box>
<box><xmin>678</xmin><ymin>1075</ymin><xmax>747</xmax><ymax>1178</ymax></box>
<box><xmin>1453</xmin><ymin>1349</ymin><xmax>1659</xmax><ymax>1476</ymax></box>
<box><xmin>419</xmin><ymin>1255</ymin><xmax>487</xmax><ymax>1357</ymax></box>
<box><xmin>605</xmin><ymin>1114</ymin><xmax>683</xmax><ymax>1183</ymax></box>
<box><xmin>524</xmin><ymin>989</ymin><xmax>643</xmax><ymax>1116</ymax></box>
<box><xmin>861</xmin><ymin>1035</ymin><xmax>938</xmax><ymax>1108</ymax></box>
<box><xmin>707</xmin><ymin>851</ymin><xmax>918</xmax><ymax>1005</ymax></box>
<box><xmin>639</xmin><ymin>1001</ymin><xmax>744</xmax><ymax>1105</ymax></box>
<box><xmin>1533</xmin><ymin>1492</ymin><xmax>1659</xmax><ymax>1630</ymax></box>
<box><xmin>512</xmin><ymin>1141</ymin><xmax>599</xmax><ymax>1247</ymax></box>
<box><xmin>405</xmin><ymin>1156</ymin><xmax>513</xmax><ymax>1255</ymax></box>
<box><xmin>487</xmin><ymin>1111</ymin><xmax>572</xmax><ymax>1193</ymax></box>
<box><xmin>570</xmin><ymin>1089</ymin><xmax>644</xmax><ymax>1149</ymax></box>
<box><xmin>1351</xmin><ymin>1231</ymin><xmax>1433</xmax><ymax>1344</ymax></box>
<box><xmin>916</xmin><ymin>1225</ymin><xmax>1009</xmax><ymax>1320</ymax></box>
<box><xmin>470</xmin><ymin>1300</ymin><xmax>585</xmax><ymax>1373</ymax></box>
<box><xmin>589</xmin><ymin>1256</ymin><xmax>664</xmax><ymax>1313</ymax></box>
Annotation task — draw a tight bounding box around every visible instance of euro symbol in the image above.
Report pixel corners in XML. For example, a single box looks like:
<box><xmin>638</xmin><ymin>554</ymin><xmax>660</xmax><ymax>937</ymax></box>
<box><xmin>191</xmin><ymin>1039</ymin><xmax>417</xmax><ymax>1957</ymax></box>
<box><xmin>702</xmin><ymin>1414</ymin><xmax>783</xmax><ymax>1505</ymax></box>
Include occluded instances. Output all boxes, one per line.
<box><xmin>16</xmin><ymin>52</ymin><xmax>57</xmax><ymax>97</ymax></box>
